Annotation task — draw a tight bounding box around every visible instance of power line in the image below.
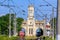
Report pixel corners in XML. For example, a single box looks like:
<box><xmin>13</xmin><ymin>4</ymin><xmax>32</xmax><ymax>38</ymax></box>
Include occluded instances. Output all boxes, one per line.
<box><xmin>0</xmin><ymin>0</ymin><xmax>18</xmax><ymax>37</ymax></box>
<box><xmin>0</xmin><ymin>0</ymin><xmax>6</xmax><ymax>4</ymax></box>
<box><xmin>35</xmin><ymin>13</ymin><xmax>44</xmax><ymax>20</ymax></box>
<box><xmin>35</xmin><ymin>7</ymin><xmax>50</xmax><ymax>22</ymax></box>
<box><xmin>38</xmin><ymin>10</ymin><xmax>57</xmax><ymax>12</ymax></box>
<box><xmin>28</xmin><ymin>0</ymin><xmax>32</xmax><ymax>5</ymax></box>
<box><xmin>42</xmin><ymin>0</ymin><xmax>57</xmax><ymax>9</ymax></box>
<box><xmin>35</xmin><ymin>7</ymin><xmax>47</xmax><ymax>17</ymax></box>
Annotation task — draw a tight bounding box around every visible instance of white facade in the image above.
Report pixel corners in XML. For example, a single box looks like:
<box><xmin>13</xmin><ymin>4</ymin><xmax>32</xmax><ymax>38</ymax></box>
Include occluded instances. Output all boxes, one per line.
<box><xmin>22</xmin><ymin>5</ymin><xmax>48</xmax><ymax>36</ymax></box>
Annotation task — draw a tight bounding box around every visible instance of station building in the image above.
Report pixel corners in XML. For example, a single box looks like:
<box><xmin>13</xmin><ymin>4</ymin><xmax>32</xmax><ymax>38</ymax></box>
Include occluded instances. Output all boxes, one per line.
<box><xmin>21</xmin><ymin>5</ymin><xmax>51</xmax><ymax>36</ymax></box>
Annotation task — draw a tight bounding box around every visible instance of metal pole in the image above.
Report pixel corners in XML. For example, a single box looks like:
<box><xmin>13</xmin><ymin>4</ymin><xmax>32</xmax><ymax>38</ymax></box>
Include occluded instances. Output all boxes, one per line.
<box><xmin>44</xmin><ymin>14</ymin><xmax>47</xmax><ymax>36</ymax></box>
<box><xmin>56</xmin><ymin>0</ymin><xmax>60</xmax><ymax>40</ymax></box>
<box><xmin>13</xmin><ymin>13</ymin><xmax>17</xmax><ymax>36</ymax></box>
<box><xmin>52</xmin><ymin>7</ymin><xmax>54</xmax><ymax>40</ymax></box>
<box><xmin>0</xmin><ymin>25</ymin><xmax>1</xmax><ymax>35</ymax></box>
<box><xmin>9</xmin><ymin>12</ymin><xmax>11</xmax><ymax>37</ymax></box>
<box><xmin>8</xmin><ymin>0</ymin><xmax>11</xmax><ymax>37</ymax></box>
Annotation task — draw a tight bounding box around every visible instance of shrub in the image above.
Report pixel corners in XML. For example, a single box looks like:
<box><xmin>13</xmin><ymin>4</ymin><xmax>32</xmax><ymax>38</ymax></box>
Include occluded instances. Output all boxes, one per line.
<box><xmin>0</xmin><ymin>35</ymin><xmax>53</xmax><ymax>40</ymax></box>
<box><xmin>0</xmin><ymin>35</ymin><xmax>19</xmax><ymax>40</ymax></box>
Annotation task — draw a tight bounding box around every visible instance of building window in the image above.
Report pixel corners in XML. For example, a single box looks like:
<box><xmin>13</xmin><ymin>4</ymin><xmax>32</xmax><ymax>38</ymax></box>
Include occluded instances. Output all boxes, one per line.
<box><xmin>31</xmin><ymin>28</ymin><xmax>33</xmax><ymax>34</ymax></box>
<box><xmin>29</xmin><ymin>18</ymin><xmax>33</xmax><ymax>20</ymax></box>
<box><xmin>29</xmin><ymin>28</ymin><xmax>30</xmax><ymax>34</ymax></box>
<box><xmin>36</xmin><ymin>23</ymin><xmax>40</xmax><ymax>26</ymax></box>
<box><xmin>29</xmin><ymin>28</ymin><xmax>33</xmax><ymax>34</ymax></box>
<box><xmin>29</xmin><ymin>25</ymin><xmax>33</xmax><ymax>26</ymax></box>
<box><xmin>30</xmin><ymin>22</ymin><xmax>32</xmax><ymax>24</ymax></box>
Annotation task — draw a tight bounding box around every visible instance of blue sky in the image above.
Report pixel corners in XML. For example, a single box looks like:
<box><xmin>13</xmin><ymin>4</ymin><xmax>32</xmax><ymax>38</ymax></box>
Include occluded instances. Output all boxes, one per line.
<box><xmin>0</xmin><ymin>0</ymin><xmax>57</xmax><ymax>21</ymax></box>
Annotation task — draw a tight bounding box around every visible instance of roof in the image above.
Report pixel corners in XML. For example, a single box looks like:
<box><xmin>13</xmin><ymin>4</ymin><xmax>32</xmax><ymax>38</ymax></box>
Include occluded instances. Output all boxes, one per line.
<box><xmin>22</xmin><ymin>20</ymin><xmax>44</xmax><ymax>24</ymax></box>
<box><xmin>35</xmin><ymin>20</ymin><xmax>44</xmax><ymax>24</ymax></box>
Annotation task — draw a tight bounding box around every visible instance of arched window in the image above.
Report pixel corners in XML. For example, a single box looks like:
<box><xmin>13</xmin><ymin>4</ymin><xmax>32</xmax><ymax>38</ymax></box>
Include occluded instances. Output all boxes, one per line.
<box><xmin>29</xmin><ymin>28</ymin><xmax>33</xmax><ymax>34</ymax></box>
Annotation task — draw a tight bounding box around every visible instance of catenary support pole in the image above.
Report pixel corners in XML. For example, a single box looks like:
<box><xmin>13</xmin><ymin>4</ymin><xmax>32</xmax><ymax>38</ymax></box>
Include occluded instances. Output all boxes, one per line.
<box><xmin>56</xmin><ymin>0</ymin><xmax>60</xmax><ymax>40</ymax></box>
<box><xmin>9</xmin><ymin>12</ymin><xmax>11</xmax><ymax>37</ymax></box>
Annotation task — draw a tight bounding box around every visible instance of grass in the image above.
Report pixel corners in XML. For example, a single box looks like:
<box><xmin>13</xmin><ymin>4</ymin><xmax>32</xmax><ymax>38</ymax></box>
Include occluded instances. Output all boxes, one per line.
<box><xmin>0</xmin><ymin>35</ymin><xmax>19</xmax><ymax>40</ymax></box>
<box><xmin>25</xmin><ymin>36</ymin><xmax>53</xmax><ymax>40</ymax></box>
<box><xmin>0</xmin><ymin>35</ymin><xmax>54</xmax><ymax>40</ymax></box>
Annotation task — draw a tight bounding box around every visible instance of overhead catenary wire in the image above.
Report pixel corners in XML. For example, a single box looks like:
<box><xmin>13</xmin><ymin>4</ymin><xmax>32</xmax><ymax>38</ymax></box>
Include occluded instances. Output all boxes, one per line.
<box><xmin>35</xmin><ymin>13</ymin><xmax>44</xmax><ymax>20</ymax></box>
<box><xmin>0</xmin><ymin>0</ymin><xmax>57</xmax><ymax>37</ymax></box>
<box><xmin>38</xmin><ymin>10</ymin><xmax>57</xmax><ymax>12</ymax></box>
<box><xmin>35</xmin><ymin>7</ymin><xmax>49</xmax><ymax>19</ymax></box>
<box><xmin>28</xmin><ymin>0</ymin><xmax>32</xmax><ymax>5</ymax></box>
<box><xmin>27</xmin><ymin>0</ymin><xmax>54</xmax><ymax>20</ymax></box>
<box><xmin>0</xmin><ymin>0</ymin><xmax>18</xmax><ymax>37</ymax></box>
<box><xmin>0</xmin><ymin>0</ymin><xmax>6</xmax><ymax>4</ymax></box>
<box><xmin>42</xmin><ymin>0</ymin><xmax>57</xmax><ymax>9</ymax></box>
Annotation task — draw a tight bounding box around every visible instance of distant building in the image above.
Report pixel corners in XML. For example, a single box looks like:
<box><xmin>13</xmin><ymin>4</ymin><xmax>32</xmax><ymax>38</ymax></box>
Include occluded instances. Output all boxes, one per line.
<box><xmin>21</xmin><ymin>5</ymin><xmax>51</xmax><ymax>36</ymax></box>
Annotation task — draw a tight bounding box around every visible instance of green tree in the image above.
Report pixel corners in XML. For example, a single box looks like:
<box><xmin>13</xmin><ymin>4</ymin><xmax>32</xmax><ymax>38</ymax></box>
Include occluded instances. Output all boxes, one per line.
<box><xmin>17</xmin><ymin>17</ymin><xmax>24</xmax><ymax>32</ymax></box>
<box><xmin>49</xmin><ymin>18</ymin><xmax>56</xmax><ymax>38</ymax></box>
<box><xmin>0</xmin><ymin>14</ymin><xmax>24</xmax><ymax>35</ymax></box>
<box><xmin>0</xmin><ymin>14</ymin><xmax>9</xmax><ymax>35</ymax></box>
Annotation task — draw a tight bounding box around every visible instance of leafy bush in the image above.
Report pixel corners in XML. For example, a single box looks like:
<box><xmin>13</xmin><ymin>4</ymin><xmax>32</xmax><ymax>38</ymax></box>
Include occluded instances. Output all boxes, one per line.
<box><xmin>25</xmin><ymin>36</ymin><xmax>53</xmax><ymax>40</ymax></box>
<box><xmin>0</xmin><ymin>35</ymin><xmax>54</xmax><ymax>40</ymax></box>
<box><xmin>44</xmin><ymin>36</ymin><xmax>52</xmax><ymax>40</ymax></box>
<box><xmin>0</xmin><ymin>35</ymin><xmax>19</xmax><ymax>40</ymax></box>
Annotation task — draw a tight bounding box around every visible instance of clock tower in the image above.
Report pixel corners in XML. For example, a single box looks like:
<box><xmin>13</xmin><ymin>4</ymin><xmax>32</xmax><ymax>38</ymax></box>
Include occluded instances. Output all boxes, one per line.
<box><xmin>22</xmin><ymin>5</ymin><xmax>45</xmax><ymax>36</ymax></box>
<box><xmin>27</xmin><ymin>5</ymin><xmax>35</xmax><ymax>36</ymax></box>
<box><xmin>27</xmin><ymin>5</ymin><xmax>35</xmax><ymax>26</ymax></box>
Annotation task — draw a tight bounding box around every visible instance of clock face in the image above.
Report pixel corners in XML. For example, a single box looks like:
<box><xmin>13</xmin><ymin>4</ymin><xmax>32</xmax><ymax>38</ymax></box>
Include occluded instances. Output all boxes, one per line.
<box><xmin>30</xmin><ymin>21</ymin><xmax>33</xmax><ymax>25</ymax></box>
<box><xmin>30</xmin><ymin>22</ymin><xmax>32</xmax><ymax>24</ymax></box>
<box><xmin>29</xmin><ymin>10</ymin><xmax>33</xmax><ymax>13</ymax></box>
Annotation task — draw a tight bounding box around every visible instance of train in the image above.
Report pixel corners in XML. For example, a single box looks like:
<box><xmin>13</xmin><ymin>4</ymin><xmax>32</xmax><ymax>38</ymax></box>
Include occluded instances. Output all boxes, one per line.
<box><xmin>18</xmin><ymin>28</ymin><xmax>43</xmax><ymax>37</ymax></box>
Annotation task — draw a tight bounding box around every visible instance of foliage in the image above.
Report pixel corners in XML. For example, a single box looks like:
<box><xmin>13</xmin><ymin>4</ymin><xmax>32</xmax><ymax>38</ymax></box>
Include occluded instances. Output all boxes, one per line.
<box><xmin>17</xmin><ymin>17</ymin><xmax>24</xmax><ymax>32</ymax></box>
<box><xmin>49</xmin><ymin>18</ymin><xmax>56</xmax><ymax>39</ymax></box>
<box><xmin>0</xmin><ymin>35</ymin><xmax>54</xmax><ymax>40</ymax></box>
<box><xmin>0</xmin><ymin>35</ymin><xmax>19</xmax><ymax>40</ymax></box>
<box><xmin>25</xmin><ymin>36</ymin><xmax>53</xmax><ymax>40</ymax></box>
<box><xmin>0</xmin><ymin>14</ymin><xmax>9</xmax><ymax>35</ymax></box>
<box><xmin>0</xmin><ymin>14</ymin><xmax>24</xmax><ymax>35</ymax></box>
